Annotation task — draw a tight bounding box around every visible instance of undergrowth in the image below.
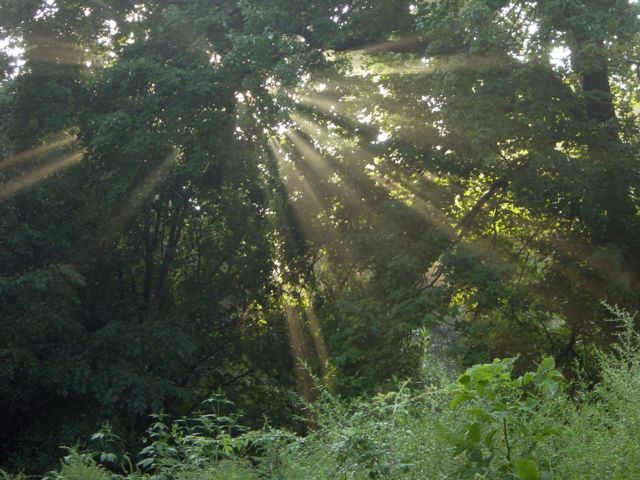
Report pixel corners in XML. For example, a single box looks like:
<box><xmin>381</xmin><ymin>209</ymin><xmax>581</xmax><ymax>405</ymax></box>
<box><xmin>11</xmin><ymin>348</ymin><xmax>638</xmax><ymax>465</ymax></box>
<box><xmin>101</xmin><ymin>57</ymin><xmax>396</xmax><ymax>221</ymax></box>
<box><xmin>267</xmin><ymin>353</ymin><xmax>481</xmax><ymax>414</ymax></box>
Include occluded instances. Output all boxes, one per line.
<box><xmin>3</xmin><ymin>307</ymin><xmax>639</xmax><ymax>480</ymax></box>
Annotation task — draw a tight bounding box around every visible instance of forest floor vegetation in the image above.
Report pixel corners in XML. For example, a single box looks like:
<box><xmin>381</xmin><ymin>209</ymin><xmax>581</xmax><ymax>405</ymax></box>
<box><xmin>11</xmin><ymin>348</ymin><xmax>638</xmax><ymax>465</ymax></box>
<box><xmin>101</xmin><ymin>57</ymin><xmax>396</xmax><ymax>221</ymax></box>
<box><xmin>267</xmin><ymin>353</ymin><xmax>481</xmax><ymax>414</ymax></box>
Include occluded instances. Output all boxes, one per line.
<box><xmin>3</xmin><ymin>308</ymin><xmax>639</xmax><ymax>480</ymax></box>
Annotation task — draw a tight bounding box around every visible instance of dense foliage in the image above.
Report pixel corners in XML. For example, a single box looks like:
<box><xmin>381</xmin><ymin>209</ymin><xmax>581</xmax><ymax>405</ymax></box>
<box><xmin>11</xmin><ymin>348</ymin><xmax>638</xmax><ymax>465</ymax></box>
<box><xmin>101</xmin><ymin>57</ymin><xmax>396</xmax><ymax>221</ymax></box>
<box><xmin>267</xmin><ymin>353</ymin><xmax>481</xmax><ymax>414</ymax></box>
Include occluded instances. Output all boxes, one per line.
<box><xmin>0</xmin><ymin>0</ymin><xmax>638</xmax><ymax>475</ymax></box>
<box><xmin>4</xmin><ymin>307</ymin><xmax>639</xmax><ymax>480</ymax></box>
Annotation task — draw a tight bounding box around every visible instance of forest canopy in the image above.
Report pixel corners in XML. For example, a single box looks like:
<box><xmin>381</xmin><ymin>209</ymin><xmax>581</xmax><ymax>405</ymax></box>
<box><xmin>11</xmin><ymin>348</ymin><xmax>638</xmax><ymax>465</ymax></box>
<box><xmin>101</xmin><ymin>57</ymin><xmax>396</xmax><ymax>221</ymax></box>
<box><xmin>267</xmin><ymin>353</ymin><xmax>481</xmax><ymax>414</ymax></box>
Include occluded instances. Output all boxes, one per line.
<box><xmin>0</xmin><ymin>0</ymin><xmax>639</xmax><ymax>477</ymax></box>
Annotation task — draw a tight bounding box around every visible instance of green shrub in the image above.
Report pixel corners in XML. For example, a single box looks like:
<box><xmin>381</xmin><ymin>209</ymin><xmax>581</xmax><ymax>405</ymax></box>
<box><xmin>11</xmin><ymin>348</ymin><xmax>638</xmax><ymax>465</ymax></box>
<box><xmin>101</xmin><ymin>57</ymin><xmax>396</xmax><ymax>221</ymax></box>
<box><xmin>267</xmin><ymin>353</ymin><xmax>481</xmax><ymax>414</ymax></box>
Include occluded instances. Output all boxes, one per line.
<box><xmin>44</xmin><ymin>449</ymin><xmax>113</xmax><ymax>480</ymax></box>
<box><xmin>445</xmin><ymin>357</ymin><xmax>563</xmax><ymax>479</ymax></box>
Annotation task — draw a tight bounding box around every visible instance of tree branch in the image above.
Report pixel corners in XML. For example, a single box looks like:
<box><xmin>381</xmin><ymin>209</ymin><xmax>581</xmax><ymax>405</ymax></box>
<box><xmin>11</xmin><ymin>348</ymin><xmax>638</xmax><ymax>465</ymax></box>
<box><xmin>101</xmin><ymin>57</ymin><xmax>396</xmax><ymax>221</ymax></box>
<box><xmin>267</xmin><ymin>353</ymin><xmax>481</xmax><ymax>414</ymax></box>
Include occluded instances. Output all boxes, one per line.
<box><xmin>423</xmin><ymin>157</ymin><xmax>531</xmax><ymax>288</ymax></box>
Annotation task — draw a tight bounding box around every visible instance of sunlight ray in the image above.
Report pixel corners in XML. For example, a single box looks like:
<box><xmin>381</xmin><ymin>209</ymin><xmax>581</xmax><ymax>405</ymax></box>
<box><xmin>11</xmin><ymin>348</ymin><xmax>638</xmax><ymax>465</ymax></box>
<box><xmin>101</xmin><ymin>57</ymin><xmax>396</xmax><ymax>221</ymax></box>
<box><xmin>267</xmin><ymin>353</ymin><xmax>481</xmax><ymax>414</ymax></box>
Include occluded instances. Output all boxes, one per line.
<box><xmin>267</xmin><ymin>137</ymin><xmax>327</xmax><ymax>223</ymax></box>
<box><xmin>356</xmin><ymin>33</ymin><xmax>426</xmax><ymax>54</ymax></box>
<box><xmin>286</xmin><ymin>128</ymin><xmax>375</xmax><ymax>218</ymax></box>
<box><xmin>369</xmin><ymin>172</ymin><xmax>539</xmax><ymax>290</ymax></box>
<box><xmin>290</xmin><ymin>103</ymin><xmax>613</xmax><ymax>301</ymax></box>
<box><xmin>361</xmin><ymin>53</ymin><xmax>515</xmax><ymax>76</ymax></box>
<box><xmin>0</xmin><ymin>135</ymin><xmax>78</xmax><ymax>172</ymax></box>
<box><xmin>76</xmin><ymin>149</ymin><xmax>182</xmax><ymax>270</ymax></box>
<box><xmin>369</xmin><ymin>172</ymin><xmax>457</xmax><ymax>241</ymax></box>
<box><xmin>284</xmin><ymin>303</ymin><xmax>315</xmax><ymax>403</ymax></box>
<box><xmin>292</xmin><ymin>112</ymin><xmax>444</xmax><ymax>199</ymax></box>
<box><xmin>268</xmin><ymin>138</ymin><xmax>325</xmax><ymax>206</ymax></box>
<box><xmin>109</xmin><ymin>149</ymin><xmax>181</xmax><ymax>231</ymax></box>
<box><xmin>268</xmin><ymin>138</ymin><xmax>335</xmax><ymax>242</ymax></box>
<box><xmin>298</xmin><ymin>93</ymin><xmax>348</xmax><ymax>117</ymax></box>
<box><xmin>0</xmin><ymin>150</ymin><xmax>83</xmax><ymax>202</ymax></box>
<box><xmin>295</xmin><ymin>95</ymin><xmax>439</xmax><ymax>150</ymax></box>
<box><xmin>26</xmin><ymin>36</ymin><xmax>86</xmax><ymax>65</ymax></box>
<box><xmin>289</xmin><ymin>111</ymin><xmax>376</xmax><ymax>170</ymax></box>
<box><xmin>267</xmin><ymin>137</ymin><xmax>364</xmax><ymax>272</ymax></box>
<box><xmin>305</xmin><ymin>305</ymin><xmax>330</xmax><ymax>379</ymax></box>
<box><xmin>284</xmin><ymin>130</ymin><xmax>335</xmax><ymax>178</ymax></box>
<box><xmin>292</xmin><ymin>112</ymin><xmax>524</xmax><ymax>269</ymax></box>
<box><xmin>268</xmin><ymin>136</ymin><xmax>351</xmax><ymax>255</ymax></box>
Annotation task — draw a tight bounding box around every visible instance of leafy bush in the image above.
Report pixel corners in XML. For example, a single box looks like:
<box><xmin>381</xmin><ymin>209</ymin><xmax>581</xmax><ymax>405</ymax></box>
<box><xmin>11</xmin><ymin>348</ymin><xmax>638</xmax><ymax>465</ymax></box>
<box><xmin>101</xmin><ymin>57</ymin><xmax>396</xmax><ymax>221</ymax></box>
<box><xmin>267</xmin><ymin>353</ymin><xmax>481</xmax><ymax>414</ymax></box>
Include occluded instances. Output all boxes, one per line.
<box><xmin>446</xmin><ymin>356</ymin><xmax>563</xmax><ymax>479</ymax></box>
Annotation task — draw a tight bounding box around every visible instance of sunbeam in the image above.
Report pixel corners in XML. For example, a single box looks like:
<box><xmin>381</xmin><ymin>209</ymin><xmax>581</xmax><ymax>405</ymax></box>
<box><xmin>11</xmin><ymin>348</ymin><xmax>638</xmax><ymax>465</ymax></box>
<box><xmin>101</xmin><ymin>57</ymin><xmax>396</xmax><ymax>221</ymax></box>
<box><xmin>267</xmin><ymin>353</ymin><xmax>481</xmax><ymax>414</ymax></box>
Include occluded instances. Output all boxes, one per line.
<box><xmin>284</xmin><ymin>303</ymin><xmax>315</xmax><ymax>403</ymax></box>
<box><xmin>290</xmin><ymin>108</ymin><xmax>537</xmax><ymax>294</ymax></box>
<box><xmin>305</xmin><ymin>305</ymin><xmax>330</xmax><ymax>379</ymax></box>
<box><xmin>0</xmin><ymin>134</ymin><xmax>78</xmax><ymax>172</ymax></box>
<box><xmin>285</xmin><ymin>126</ymin><xmax>377</xmax><ymax>221</ymax></box>
<box><xmin>298</xmin><ymin>92</ymin><xmax>348</xmax><ymax>118</ymax></box>
<box><xmin>369</xmin><ymin>172</ymin><xmax>457</xmax><ymax>241</ymax></box>
<box><xmin>267</xmin><ymin>137</ymin><xmax>329</xmax><ymax>236</ymax></box>
<box><xmin>25</xmin><ymin>36</ymin><xmax>86</xmax><ymax>65</ymax></box>
<box><xmin>359</xmin><ymin>53</ymin><xmax>517</xmax><ymax>77</ymax></box>
<box><xmin>75</xmin><ymin>149</ymin><xmax>182</xmax><ymax>271</ymax></box>
<box><xmin>357</xmin><ymin>33</ymin><xmax>426</xmax><ymax>55</ymax></box>
<box><xmin>0</xmin><ymin>150</ymin><xmax>83</xmax><ymax>202</ymax></box>
<box><xmin>267</xmin><ymin>136</ymin><xmax>362</xmax><ymax>272</ymax></box>
<box><xmin>109</xmin><ymin>148</ymin><xmax>181</xmax><ymax>232</ymax></box>
<box><xmin>284</xmin><ymin>130</ymin><xmax>334</xmax><ymax>178</ymax></box>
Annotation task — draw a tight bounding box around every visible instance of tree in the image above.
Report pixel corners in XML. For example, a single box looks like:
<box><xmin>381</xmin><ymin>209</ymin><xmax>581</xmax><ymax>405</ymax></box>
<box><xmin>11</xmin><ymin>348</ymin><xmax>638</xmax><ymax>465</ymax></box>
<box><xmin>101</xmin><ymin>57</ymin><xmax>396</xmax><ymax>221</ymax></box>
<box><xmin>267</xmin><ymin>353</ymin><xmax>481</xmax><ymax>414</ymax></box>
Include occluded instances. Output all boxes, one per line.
<box><xmin>0</xmin><ymin>0</ymin><xmax>639</xmax><ymax>472</ymax></box>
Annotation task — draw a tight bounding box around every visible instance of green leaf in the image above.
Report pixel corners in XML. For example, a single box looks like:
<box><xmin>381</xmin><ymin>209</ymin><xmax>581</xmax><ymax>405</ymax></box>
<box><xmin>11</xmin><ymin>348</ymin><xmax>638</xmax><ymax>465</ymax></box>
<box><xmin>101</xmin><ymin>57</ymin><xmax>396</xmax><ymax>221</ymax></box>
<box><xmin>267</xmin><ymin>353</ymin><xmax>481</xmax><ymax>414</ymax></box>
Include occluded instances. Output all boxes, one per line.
<box><xmin>466</xmin><ymin>422</ymin><xmax>482</xmax><ymax>444</ymax></box>
<box><xmin>535</xmin><ymin>357</ymin><xmax>555</xmax><ymax>382</ymax></box>
<box><xmin>99</xmin><ymin>452</ymin><xmax>118</xmax><ymax>464</ymax></box>
<box><xmin>484</xmin><ymin>428</ymin><xmax>497</xmax><ymax>448</ymax></box>
<box><xmin>521</xmin><ymin>372</ymin><xmax>535</xmax><ymax>386</ymax></box>
<box><xmin>467</xmin><ymin>407</ymin><xmax>492</xmax><ymax>422</ymax></box>
<box><xmin>523</xmin><ymin>398</ymin><xmax>539</xmax><ymax>411</ymax></box>
<box><xmin>137</xmin><ymin>458</ymin><xmax>154</xmax><ymax>469</ymax></box>
<box><xmin>450</xmin><ymin>392</ymin><xmax>470</xmax><ymax>409</ymax></box>
<box><xmin>514</xmin><ymin>459</ymin><xmax>541</xmax><ymax>480</ymax></box>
